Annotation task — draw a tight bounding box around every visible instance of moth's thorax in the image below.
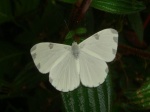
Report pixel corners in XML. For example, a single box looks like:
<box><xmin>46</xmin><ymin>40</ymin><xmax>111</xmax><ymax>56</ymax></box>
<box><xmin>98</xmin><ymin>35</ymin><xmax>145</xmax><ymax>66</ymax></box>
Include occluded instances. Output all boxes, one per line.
<box><xmin>72</xmin><ymin>42</ymin><xmax>80</xmax><ymax>59</ymax></box>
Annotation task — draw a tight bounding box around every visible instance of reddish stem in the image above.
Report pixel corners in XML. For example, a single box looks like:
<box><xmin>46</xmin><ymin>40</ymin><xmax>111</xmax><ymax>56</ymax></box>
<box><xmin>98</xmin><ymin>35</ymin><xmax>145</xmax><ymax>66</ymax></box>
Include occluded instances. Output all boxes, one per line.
<box><xmin>144</xmin><ymin>14</ymin><xmax>150</xmax><ymax>29</ymax></box>
<box><xmin>69</xmin><ymin>0</ymin><xmax>92</xmax><ymax>29</ymax></box>
<box><xmin>118</xmin><ymin>44</ymin><xmax>150</xmax><ymax>60</ymax></box>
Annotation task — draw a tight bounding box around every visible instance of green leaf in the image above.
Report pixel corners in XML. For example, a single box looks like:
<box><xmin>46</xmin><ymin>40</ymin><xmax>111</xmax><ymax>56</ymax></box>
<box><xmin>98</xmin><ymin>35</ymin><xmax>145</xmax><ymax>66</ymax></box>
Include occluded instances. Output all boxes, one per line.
<box><xmin>125</xmin><ymin>79</ymin><xmax>150</xmax><ymax>110</ymax></box>
<box><xmin>61</xmin><ymin>74</ymin><xmax>112</xmax><ymax>112</ymax></box>
<box><xmin>128</xmin><ymin>13</ymin><xmax>143</xmax><ymax>42</ymax></box>
<box><xmin>65</xmin><ymin>28</ymin><xmax>87</xmax><ymax>40</ymax></box>
<box><xmin>65</xmin><ymin>31</ymin><xmax>75</xmax><ymax>39</ymax></box>
<box><xmin>75</xmin><ymin>27</ymin><xmax>87</xmax><ymax>35</ymax></box>
<box><xmin>91</xmin><ymin>0</ymin><xmax>145</xmax><ymax>14</ymax></box>
<box><xmin>61</xmin><ymin>0</ymin><xmax>145</xmax><ymax>14</ymax></box>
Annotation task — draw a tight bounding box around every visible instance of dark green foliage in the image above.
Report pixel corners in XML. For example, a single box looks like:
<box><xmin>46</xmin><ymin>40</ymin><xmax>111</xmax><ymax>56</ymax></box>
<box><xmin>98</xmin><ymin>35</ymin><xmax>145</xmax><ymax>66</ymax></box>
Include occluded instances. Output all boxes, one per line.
<box><xmin>125</xmin><ymin>79</ymin><xmax>150</xmax><ymax>110</ymax></box>
<box><xmin>0</xmin><ymin>0</ymin><xmax>150</xmax><ymax>112</ymax></box>
<box><xmin>61</xmin><ymin>0</ymin><xmax>145</xmax><ymax>14</ymax></box>
<box><xmin>61</xmin><ymin>74</ymin><xmax>112</xmax><ymax>112</ymax></box>
<box><xmin>128</xmin><ymin>13</ymin><xmax>144</xmax><ymax>42</ymax></box>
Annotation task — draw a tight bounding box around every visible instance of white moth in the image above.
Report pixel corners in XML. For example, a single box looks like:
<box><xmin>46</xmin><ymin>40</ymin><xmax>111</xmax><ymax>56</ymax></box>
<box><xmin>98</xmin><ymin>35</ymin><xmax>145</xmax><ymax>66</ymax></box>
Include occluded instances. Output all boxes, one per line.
<box><xmin>30</xmin><ymin>28</ymin><xmax>118</xmax><ymax>92</ymax></box>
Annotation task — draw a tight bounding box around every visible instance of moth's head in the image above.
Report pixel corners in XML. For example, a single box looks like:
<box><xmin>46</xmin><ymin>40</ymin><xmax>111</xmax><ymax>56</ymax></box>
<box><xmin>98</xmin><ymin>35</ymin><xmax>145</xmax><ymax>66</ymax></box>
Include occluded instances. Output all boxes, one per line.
<box><xmin>72</xmin><ymin>41</ymin><xmax>78</xmax><ymax>46</ymax></box>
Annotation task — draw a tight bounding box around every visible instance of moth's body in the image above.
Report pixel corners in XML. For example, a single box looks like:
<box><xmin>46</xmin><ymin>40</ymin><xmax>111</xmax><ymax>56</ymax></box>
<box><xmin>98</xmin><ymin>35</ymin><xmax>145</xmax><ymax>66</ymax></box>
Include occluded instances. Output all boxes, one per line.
<box><xmin>72</xmin><ymin>42</ymin><xmax>80</xmax><ymax>59</ymax></box>
<box><xmin>30</xmin><ymin>28</ymin><xmax>118</xmax><ymax>92</ymax></box>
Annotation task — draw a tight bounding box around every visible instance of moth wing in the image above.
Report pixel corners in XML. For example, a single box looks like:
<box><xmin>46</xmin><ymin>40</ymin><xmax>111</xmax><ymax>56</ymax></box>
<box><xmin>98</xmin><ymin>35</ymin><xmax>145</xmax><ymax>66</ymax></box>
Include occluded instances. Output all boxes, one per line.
<box><xmin>79</xmin><ymin>51</ymin><xmax>108</xmax><ymax>87</ymax></box>
<box><xmin>79</xmin><ymin>28</ymin><xmax>118</xmax><ymax>62</ymax></box>
<box><xmin>30</xmin><ymin>42</ymin><xmax>70</xmax><ymax>73</ymax></box>
<box><xmin>50</xmin><ymin>52</ymin><xmax>80</xmax><ymax>92</ymax></box>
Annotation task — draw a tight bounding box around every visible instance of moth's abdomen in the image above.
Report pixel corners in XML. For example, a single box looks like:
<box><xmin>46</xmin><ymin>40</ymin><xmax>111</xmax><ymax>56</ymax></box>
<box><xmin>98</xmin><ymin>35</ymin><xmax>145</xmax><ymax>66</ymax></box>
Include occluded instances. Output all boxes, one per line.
<box><xmin>72</xmin><ymin>42</ymin><xmax>80</xmax><ymax>59</ymax></box>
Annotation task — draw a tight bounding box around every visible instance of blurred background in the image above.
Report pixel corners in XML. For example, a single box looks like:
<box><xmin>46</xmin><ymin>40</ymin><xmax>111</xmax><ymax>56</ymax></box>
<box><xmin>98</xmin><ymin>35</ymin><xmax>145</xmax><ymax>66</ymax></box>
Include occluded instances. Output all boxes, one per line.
<box><xmin>0</xmin><ymin>0</ymin><xmax>150</xmax><ymax>112</ymax></box>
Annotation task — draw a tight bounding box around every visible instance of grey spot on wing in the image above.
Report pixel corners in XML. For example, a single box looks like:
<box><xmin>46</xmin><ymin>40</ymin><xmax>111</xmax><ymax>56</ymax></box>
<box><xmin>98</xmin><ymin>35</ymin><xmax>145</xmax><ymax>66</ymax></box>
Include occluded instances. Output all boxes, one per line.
<box><xmin>110</xmin><ymin>29</ymin><xmax>118</xmax><ymax>34</ymax></box>
<box><xmin>31</xmin><ymin>45</ymin><xmax>36</xmax><ymax>52</ymax></box>
<box><xmin>37</xmin><ymin>63</ymin><xmax>41</xmax><ymax>69</ymax></box>
<box><xmin>32</xmin><ymin>53</ymin><xmax>36</xmax><ymax>59</ymax></box>
<box><xmin>49</xmin><ymin>43</ymin><xmax>53</xmax><ymax>49</ymax></box>
<box><xmin>94</xmin><ymin>33</ymin><xmax>99</xmax><ymax>40</ymax></box>
<box><xmin>105</xmin><ymin>68</ymin><xmax>109</xmax><ymax>74</ymax></box>
<box><xmin>113</xmin><ymin>37</ymin><xmax>118</xmax><ymax>43</ymax></box>
<box><xmin>112</xmin><ymin>49</ymin><xmax>117</xmax><ymax>54</ymax></box>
